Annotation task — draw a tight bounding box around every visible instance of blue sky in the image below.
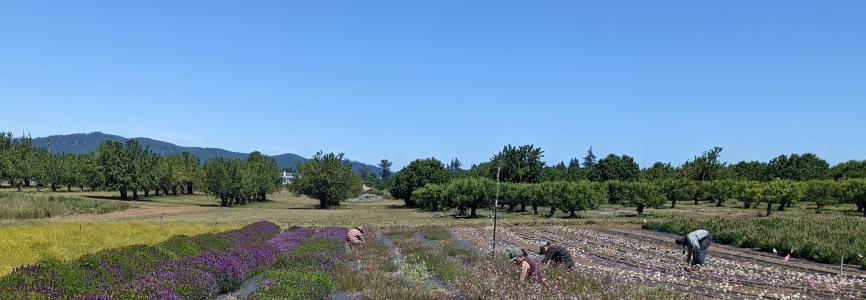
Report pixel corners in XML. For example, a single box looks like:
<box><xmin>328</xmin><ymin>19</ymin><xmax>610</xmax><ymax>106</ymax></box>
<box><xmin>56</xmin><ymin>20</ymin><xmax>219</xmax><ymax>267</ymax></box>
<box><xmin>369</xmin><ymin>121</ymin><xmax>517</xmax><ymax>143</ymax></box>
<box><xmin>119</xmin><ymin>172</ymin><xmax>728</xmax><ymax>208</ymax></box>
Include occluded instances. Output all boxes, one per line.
<box><xmin>2</xmin><ymin>1</ymin><xmax>865</xmax><ymax>169</ymax></box>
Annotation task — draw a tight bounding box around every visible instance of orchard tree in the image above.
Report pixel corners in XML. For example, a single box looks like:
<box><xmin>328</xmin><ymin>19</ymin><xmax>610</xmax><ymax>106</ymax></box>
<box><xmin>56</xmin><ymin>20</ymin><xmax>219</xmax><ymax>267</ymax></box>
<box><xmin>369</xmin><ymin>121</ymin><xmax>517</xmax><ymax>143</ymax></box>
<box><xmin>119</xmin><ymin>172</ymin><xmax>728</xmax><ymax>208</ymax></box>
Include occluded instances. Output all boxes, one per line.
<box><xmin>519</xmin><ymin>183</ymin><xmax>544</xmax><ymax>215</ymax></box>
<box><xmin>623</xmin><ymin>181</ymin><xmax>665</xmax><ymax>215</ymax></box>
<box><xmin>729</xmin><ymin>161</ymin><xmax>770</xmax><ymax>181</ymax></box>
<box><xmin>768</xmin><ymin>153</ymin><xmax>830</xmax><ymax>181</ymax></box>
<box><xmin>390</xmin><ymin>158</ymin><xmax>448</xmax><ymax>207</ymax></box>
<box><xmin>245</xmin><ymin>151</ymin><xmax>281</xmax><ymax>200</ymax></box>
<box><xmin>759</xmin><ymin>179</ymin><xmax>802</xmax><ymax>216</ymax></box>
<box><xmin>804</xmin><ymin>180</ymin><xmax>838</xmax><ymax>214</ymax></box>
<box><xmin>412</xmin><ymin>183</ymin><xmax>444</xmax><ymax>211</ymax></box>
<box><xmin>591</xmin><ymin>154</ymin><xmax>640</xmax><ymax>182</ymax></box>
<box><xmin>642</xmin><ymin>162</ymin><xmax>680</xmax><ymax>181</ymax></box>
<box><xmin>539</xmin><ymin>181</ymin><xmax>566</xmax><ymax>217</ymax></box>
<box><xmin>682</xmin><ymin>147</ymin><xmax>725</xmax><ymax>181</ymax></box>
<box><xmin>489</xmin><ymin>144</ymin><xmax>545</xmax><ymax>184</ymax></box>
<box><xmin>707</xmin><ymin>179</ymin><xmax>740</xmax><ymax>207</ymax></box>
<box><xmin>831</xmin><ymin>160</ymin><xmax>866</xmax><ymax>180</ymax></box>
<box><xmin>442</xmin><ymin>177</ymin><xmax>495</xmax><ymax>218</ymax></box>
<box><xmin>203</xmin><ymin>157</ymin><xmax>244</xmax><ymax>206</ymax></box>
<box><xmin>96</xmin><ymin>140</ymin><xmax>132</xmax><ymax>199</ymax></box>
<box><xmin>658</xmin><ymin>178</ymin><xmax>698</xmax><ymax>208</ymax></box>
<box><xmin>557</xmin><ymin>181</ymin><xmax>605</xmax><ymax>218</ymax></box>
<box><xmin>291</xmin><ymin>152</ymin><xmax>363</xmax><ymax>209</ymax></box>
<box><xmin>839</xmin><ymin>179</ymin><xmax>866</xmax><ymax>217</ymax></box>
<box><xmin>175</xmin><ymin>152</ymin><xmax>201</xmax><ymax>194</ymax></box>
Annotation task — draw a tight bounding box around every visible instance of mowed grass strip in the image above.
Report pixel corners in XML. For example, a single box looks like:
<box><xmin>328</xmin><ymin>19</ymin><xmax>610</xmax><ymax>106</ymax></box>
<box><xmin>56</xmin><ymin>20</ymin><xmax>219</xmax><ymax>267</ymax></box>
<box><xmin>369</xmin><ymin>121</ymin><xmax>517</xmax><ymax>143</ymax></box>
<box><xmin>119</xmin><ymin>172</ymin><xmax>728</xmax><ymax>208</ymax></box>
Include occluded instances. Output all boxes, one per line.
<box><xmin>0</xmin><ymin>222</ymin><xmax>239</xmax><ymax>275</ymax></box>
<box><xmin>0</xmin><ymin>191</ymin><xmax>132</xmax><ymax>219</ymax></box>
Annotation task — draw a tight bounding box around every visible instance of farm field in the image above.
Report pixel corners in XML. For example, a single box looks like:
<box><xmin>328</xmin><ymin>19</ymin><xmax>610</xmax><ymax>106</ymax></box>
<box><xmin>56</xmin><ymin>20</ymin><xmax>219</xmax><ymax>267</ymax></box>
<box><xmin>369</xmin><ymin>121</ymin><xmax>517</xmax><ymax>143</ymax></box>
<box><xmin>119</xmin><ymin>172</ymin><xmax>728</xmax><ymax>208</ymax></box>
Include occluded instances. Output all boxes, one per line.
<box><xmin>453</xmin><ymin>225</ymin><xmax>866</xmax><ymax>299</ymax></box>
<box><xmin>0</xmin><ymin>222</ymin><xmax>239</xmax><ymax>276</ymax></box>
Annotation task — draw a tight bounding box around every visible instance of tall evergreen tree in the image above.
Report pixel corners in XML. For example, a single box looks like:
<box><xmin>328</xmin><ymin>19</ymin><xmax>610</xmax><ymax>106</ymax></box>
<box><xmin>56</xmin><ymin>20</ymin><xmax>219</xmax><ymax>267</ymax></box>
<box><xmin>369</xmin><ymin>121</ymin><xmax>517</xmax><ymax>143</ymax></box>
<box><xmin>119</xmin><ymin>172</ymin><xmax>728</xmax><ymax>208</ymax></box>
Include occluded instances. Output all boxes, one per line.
<box><xmin>582</xmin><ymin>146</ymin><xmax>597</xmax><ymax>169</ymax></box>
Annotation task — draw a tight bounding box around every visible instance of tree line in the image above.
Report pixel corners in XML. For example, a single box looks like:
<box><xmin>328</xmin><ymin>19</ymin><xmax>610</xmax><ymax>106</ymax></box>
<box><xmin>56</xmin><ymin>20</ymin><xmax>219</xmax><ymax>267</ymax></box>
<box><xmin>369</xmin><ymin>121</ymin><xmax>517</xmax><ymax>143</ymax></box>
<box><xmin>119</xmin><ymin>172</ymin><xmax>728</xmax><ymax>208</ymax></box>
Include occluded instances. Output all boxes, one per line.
<box><xmin>388</xmin><ymin>144</ymin><xmax>866</xmax><ymax>217</ymax></box>
<box><xmin>0</xmin><ymin>132</ymin><xmax>281</xmax><ymax>206</ymax></box>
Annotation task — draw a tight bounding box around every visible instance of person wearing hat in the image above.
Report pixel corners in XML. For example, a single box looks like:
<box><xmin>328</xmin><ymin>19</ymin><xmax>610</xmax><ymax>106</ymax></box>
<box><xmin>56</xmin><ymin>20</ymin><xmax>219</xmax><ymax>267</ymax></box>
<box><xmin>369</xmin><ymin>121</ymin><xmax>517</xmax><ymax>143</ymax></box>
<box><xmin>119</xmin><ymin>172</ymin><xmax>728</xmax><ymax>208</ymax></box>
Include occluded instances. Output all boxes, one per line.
<box><xmin>675</xmin><ymin>229</ymin><xmax>712</xmax><ymax>272</ymax></box>
<box><xmin>508</xmin><ymin>247</ymin><xmax>542</xmax><ymax>284</ymax></box>
<box><xmin>346</xmin><ymin>226</ymin><xmax>365</xmax><ymax>248</ymax></box>
<box><xmin>539</xmin><ymin>242</ymin><xmax>574</xmax><ymax>270</ymax></box>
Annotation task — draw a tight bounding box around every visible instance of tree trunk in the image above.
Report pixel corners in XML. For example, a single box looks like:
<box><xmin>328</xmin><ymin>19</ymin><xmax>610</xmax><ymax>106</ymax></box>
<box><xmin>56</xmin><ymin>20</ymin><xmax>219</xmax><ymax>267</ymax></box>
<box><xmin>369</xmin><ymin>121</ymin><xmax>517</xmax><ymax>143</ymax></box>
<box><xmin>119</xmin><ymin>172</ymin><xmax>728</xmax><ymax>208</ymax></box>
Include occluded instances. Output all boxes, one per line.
<box><xmin>569</xmin><ymin>209</ymin><xmax>576</xmax><ymax>218</ymax></box>
<box><xmin>25</xmin><ymin>178</ymin><xmax>31</xmax><ymax>187</ymax></box>
<box><xmin>716</xmin><ymin>198</ymin><xmax>723</xmax><ymax>207</ymax></box>
<box><xmin>857</xmin><ymin>203</ymin><xmax>863</xmax><ymax>212</ymax></box>
<box><xmin>186</xmin><ymin>183</ymin><xmax>193</xmax><ymax>194</ymax></box>
<box><xmin>172</xmin><ymin>186</ymin><xmax>178</xmax><ymax>196</ymax></box>
<box><xmin>120</xmin><ymin>188</ymin><xmax>128</xmax><ymax>200</ymax></box>
<box><xmin>470</xmin><ymin>207</ymin><xmax>477</xmax><ymax>218</ymax></box>
<box><xmin>694</xmin><ymin>198</ymin><xmax>699</xmax><ymax>205</ymax></box>
<box><xmin>51</xmin><ymin>184</ymin><xmax>57</xmax><ymax>192</ymax></box>
<box><xmin>67</xmin><ymin>185</ymin><xmax>72</xmax><ymax>192</ymax></box>
<box><xmin>458</xmin><ymin>208</ymin><xmax>466</xmax><ymax>216</ymax></box>
<box><xmin>786</xmin><ymin>201</ymin><xmax>792</xmax><ymax>208</ymax></box>
<box><xmin>132</xmin><ymin>189</ymin><xmax>139</xmax><ymax>200</ymax></box>
<box><xmin>260</xmin><ymin>193</ymin><xmax>267</xmax><ymax>201</ymax></box>
<box><xmin>155</xmin><ymin>188</ymin><xmax>161</xmax><ymax>196</ymax></box>
<box><xmin>532</xmin><ymin>205</ymin><xmax>538</xmax><ymax>215</ymax></box>
<box><xmin>637</xmin><ymin>205</ymin><xmax>645</xmax><ymax>215</ymax></box>
<box><xmin>671</xmin><ymin>199</ymin><xmax>677</xmax><ymax>209</ymax></box>
<box><xmin>815</xmin><ymin>205</ymin><xmax>822</xmax><ymax>214</ymax></box>
<box><xmin>144</xmin><ymin>189</ymin><xmax>150</xmax><ymax>197</ymax></box>
<box><xmin>432</xmin><ymin>202</ymin><xmax>439</xmax><ymax>211</ymax></box>
<box><xmin>548</xmin><ymin>206</ymin><xmax>556</xmax><ymax>218</ymax></box>
<box><xmin>79</xmin><ymin>186</ymin><xmax>84</xmax><ymax>192</ymax></box>
<box><xmin>766</xmin><ymin>203</ymin><xmax>772</xmax><ymax>216</ymax></box>
<box><xmin>778</xmin><ymin>200</ymin><xmax>786</xmax><ymax>211</ymax></box>
<box><xmin>743</xmin><ymin>201</ymin><xmax>750</xmax><ymax>209</ymax></box>
<box><xmin>520</xmin><ymin>203</ymin><xmax>527</xmax><ymax>212</ymax></box>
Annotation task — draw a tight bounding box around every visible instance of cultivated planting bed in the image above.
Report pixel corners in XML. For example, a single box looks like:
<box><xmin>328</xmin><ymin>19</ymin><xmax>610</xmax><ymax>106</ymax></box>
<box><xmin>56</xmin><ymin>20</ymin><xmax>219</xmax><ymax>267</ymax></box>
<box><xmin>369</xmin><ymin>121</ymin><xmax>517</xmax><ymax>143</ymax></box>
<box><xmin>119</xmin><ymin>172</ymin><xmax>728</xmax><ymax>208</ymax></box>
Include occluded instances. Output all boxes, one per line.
<box><xmin>453</xmin><ymin>225</ymin><xmax>866</xmax><ymax>299</ymax></box>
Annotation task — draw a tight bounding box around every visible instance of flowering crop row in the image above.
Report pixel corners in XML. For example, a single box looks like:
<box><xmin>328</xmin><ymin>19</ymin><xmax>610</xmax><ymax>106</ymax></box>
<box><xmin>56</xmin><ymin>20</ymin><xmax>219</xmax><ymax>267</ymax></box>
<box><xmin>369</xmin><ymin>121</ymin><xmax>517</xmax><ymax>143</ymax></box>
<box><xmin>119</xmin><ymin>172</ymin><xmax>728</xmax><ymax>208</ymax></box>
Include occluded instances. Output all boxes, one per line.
<box><xmin>0</xmin><ymin>222</ymin><xmax>348</xmax><ymax>299</ymax></box>
<box><xmin>643</xmin><ymin>213</ymin><xmax>866</xmax><ymax>266</ymax></box>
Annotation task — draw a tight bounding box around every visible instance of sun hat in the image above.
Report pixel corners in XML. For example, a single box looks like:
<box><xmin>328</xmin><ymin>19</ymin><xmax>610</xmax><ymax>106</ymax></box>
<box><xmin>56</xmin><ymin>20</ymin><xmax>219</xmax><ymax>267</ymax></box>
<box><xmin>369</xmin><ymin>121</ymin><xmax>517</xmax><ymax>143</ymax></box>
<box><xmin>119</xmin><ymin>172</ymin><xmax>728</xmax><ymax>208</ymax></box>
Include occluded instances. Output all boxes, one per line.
<box><xmin>508</xmin><ymin>247</ymin><xmax>525</xmax><ymax>261</ymax></box>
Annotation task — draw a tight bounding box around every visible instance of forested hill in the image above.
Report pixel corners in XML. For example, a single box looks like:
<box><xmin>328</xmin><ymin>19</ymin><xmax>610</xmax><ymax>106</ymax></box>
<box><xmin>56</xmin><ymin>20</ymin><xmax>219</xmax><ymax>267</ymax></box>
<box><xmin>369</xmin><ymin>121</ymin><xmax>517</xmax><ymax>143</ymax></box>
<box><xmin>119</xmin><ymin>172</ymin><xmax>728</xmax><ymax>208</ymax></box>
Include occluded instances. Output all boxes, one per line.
<box><xmin>31</xmin><ymin>132</ymin><xmax>381</xmax><ymax>173</ymax></box>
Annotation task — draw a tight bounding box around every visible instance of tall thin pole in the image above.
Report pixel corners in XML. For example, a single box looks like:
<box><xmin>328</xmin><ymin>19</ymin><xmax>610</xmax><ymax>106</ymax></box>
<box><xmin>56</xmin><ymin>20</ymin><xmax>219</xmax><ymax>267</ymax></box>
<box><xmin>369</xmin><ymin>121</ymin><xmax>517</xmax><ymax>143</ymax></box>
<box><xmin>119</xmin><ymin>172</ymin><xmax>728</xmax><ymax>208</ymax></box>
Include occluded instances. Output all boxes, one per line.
<box><xmin>492</xmin><ymin>167</ymin><xmax>500</xmax><ymax>259</ymax></box>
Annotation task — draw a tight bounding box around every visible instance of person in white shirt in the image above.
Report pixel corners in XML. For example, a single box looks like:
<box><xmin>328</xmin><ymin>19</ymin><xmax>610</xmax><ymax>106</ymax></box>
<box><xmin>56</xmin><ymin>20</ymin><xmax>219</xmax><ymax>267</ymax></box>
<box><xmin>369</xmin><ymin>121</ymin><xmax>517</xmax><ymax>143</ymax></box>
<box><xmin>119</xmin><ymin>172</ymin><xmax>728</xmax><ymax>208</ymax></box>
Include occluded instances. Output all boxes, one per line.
<box><xmin>675</xmin><ymin>229</ymin><xmax>712</xmax><ymax>271</ymax></box>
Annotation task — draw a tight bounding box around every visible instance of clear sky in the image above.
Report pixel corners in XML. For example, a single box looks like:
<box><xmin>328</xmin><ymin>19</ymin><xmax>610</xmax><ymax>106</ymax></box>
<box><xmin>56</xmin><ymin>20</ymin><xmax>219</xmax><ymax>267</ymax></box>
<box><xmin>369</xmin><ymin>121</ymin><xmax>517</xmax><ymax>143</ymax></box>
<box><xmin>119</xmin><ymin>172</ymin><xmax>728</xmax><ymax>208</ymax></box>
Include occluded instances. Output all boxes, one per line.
<box><xmin>2</xmin><ymin>1</ymin><xmax>865</xmax><ymax>169</ymax></box>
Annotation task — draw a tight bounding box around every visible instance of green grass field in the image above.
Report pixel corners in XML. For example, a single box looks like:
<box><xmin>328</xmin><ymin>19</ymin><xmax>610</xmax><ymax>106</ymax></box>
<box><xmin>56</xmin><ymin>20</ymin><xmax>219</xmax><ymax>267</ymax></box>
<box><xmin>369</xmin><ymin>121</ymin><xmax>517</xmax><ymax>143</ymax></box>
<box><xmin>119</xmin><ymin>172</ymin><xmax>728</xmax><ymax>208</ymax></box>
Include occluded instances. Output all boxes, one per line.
<box><xmin>0</xmin><ymin>191</ymin><xmax>132</xmax><ymax>219</ymax></box>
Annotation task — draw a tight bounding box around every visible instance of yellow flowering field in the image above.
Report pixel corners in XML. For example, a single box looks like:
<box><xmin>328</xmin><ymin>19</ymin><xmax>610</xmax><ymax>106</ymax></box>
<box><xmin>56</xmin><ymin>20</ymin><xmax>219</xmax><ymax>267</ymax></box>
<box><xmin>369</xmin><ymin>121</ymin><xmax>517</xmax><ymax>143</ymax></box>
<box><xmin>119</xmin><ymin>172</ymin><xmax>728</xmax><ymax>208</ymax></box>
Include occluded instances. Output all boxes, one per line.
<box><xmin>0</xmin><ymin>222</ymin><xmax>239</xmax><ymax>275</ymax></box>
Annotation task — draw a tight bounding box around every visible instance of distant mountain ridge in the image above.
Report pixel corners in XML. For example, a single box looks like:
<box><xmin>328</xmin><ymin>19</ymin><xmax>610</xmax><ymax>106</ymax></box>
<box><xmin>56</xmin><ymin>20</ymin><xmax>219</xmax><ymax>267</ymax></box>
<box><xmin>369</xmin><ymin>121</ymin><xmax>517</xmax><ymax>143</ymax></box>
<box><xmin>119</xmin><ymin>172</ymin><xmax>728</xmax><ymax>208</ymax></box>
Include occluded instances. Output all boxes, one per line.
<box><xmin>31</xmin><ymin>132</ymin><xmax>381</xmax><ymax>174</ymax></box>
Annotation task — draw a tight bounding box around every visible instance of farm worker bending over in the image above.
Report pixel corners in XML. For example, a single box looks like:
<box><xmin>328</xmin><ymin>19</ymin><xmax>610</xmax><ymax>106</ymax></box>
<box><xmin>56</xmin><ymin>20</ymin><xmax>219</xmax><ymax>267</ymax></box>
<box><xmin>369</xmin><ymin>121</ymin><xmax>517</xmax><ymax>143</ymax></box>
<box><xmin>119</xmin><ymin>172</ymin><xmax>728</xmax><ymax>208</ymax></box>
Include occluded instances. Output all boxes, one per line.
<box><xmin>675</xmin><ymin>229</ymin><xmax>713</xmax><ymax>271</ymax></box>
<box><xmin>346</xmin><ymin>226</ymin><xmax>365</xmax><ymax>248</ymax></box>
<box><xmin>539</xmin><ymin>242</ymin><xmax>574</xmax><ymax>270</ymax></box>
<box><xmin>509</xmin><ymin>247</ymin><xmax>542</xmax><ymax>284</ymax></box>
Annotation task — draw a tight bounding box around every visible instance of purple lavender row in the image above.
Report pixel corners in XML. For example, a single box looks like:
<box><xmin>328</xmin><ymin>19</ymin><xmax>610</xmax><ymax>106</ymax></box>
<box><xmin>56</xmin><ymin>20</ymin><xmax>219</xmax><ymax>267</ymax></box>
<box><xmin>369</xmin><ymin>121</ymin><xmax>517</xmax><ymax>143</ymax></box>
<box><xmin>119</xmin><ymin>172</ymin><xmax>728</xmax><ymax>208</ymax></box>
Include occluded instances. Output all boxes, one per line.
<box><xmin>92</xmin><ymin>226</ymin><xmax>329</xmax><ymax>299</ymax></box>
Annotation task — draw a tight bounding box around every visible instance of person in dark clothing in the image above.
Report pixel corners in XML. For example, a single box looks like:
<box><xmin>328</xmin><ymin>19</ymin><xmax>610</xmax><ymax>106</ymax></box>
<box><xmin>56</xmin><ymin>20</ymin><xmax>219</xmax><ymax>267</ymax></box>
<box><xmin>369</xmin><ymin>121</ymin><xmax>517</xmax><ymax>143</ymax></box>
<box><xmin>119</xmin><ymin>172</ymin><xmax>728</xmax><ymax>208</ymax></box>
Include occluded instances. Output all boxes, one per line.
<box><xmin>539</xmin><ymin>242</ymin><xmax>574</xmax><ymax>270</ymax></box>
<box><xmin>675</xmin><ymin>229</ymin><xmax>713</xmax><ymax>272</ymax></box>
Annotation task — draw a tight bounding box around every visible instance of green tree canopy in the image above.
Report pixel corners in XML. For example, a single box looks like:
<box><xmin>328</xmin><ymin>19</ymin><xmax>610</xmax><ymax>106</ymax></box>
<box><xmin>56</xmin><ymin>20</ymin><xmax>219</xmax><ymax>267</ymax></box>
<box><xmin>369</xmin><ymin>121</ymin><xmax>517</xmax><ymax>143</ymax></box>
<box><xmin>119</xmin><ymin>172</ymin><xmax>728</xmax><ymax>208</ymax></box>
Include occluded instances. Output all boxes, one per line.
<box><xmin>591</xmin><ymin>154</ymin><xmax>640</xmax><ymax>182</ymax></box>
<box><xmin>768</xmin><ymin>153</ymin><xmax>830</xmax><ymax>180</ymax></box>
<box><xmin>441</xmin><ymin>177</ymin><xmax>495</xmax><ymax>218</ymax></box>
<box><xmin>390</xmin><ymin>158</ymin><xmax>448</xmax><ymax>207</ymax></box>
<box><xmin>291</xmin><ymin>152</ymin><xmax>363</xmax><ymax>209</ymax></box>
<box><xmin>682</xmin><ymin>147</ymin><xmax>726</xmax><ymax>181</ymax></box>
<box><xmin>488</xmin><ymin>144</ymin><xmax>545</xmax><ymax>184</ymax></box>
